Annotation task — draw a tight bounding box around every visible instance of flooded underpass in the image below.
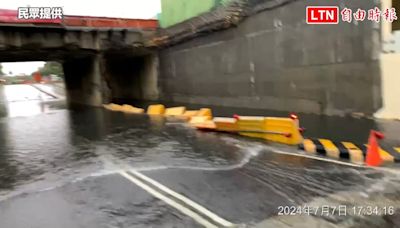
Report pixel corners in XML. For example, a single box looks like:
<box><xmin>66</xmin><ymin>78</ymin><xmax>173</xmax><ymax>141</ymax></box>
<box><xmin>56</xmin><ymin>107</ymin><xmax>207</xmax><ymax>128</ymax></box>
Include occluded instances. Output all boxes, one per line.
<box><xmin>0</xmin><ymin>84</ymin><xmax>400</xmax><ymax>228</ymax></box>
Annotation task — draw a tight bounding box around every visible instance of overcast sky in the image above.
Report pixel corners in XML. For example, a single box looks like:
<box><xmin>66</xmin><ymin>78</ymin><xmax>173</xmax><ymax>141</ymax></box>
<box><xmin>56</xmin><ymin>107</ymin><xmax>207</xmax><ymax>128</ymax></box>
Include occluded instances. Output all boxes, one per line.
<box><xmin>0</xmin><ymin>0</ymin><xmax>161</xmax><ymax>75</ymax></box>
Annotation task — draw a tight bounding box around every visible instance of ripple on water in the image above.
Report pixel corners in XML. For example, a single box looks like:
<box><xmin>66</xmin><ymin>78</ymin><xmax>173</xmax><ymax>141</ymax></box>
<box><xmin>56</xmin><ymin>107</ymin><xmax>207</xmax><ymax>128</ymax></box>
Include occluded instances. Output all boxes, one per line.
<box><xmin>99</xmin><ymin>124</ymin><xmax>250</xmax><ymax>169</ymax></box>
<box><xmin>0</xmin><ymin>109</ymin><xmax>260</xmax><ymax>198</ymax></box>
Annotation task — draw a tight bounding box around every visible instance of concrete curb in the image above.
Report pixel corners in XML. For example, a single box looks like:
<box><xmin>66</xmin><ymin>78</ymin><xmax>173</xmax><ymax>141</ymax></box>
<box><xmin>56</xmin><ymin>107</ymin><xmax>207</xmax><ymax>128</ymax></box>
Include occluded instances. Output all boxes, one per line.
<box><xmin>298</xmin><ymin>138</ymin><xmax>400</xmax><ymax>163</ymax></box>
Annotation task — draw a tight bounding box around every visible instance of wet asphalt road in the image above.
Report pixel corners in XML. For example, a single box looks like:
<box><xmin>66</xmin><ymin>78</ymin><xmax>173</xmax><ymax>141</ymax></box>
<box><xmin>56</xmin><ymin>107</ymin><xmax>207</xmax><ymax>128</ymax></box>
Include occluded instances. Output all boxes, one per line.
<box><xmin>0</xmin><ymin>84</ymin><xmax>400</xmax><ymax>228</ymax></box>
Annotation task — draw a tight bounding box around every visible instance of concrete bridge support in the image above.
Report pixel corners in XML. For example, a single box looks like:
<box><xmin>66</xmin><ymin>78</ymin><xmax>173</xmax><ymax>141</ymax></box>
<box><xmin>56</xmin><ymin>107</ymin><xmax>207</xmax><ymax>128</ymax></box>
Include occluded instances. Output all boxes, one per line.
<box><xmin>63</xmin><ymin>53</ymin><xmax>159</xmax><ymax>107</ymax></box>
<box><xmin>63</xmin><ymin>54</ymin><xmax>107</xmax><ymax>107</ymax></box>
<box><xmin>0</xmin><ymin>24</ymin><xmax>158</xmax><ymax>108</ymax></box>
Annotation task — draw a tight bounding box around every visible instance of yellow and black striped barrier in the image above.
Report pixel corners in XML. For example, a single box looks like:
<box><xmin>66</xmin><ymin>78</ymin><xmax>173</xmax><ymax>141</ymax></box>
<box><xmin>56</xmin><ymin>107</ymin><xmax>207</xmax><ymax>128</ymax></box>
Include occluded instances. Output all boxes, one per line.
<box><xmin>299</xmin><ymin>138</ymin><xmax>400</xmax><ymax>164</ymax></box>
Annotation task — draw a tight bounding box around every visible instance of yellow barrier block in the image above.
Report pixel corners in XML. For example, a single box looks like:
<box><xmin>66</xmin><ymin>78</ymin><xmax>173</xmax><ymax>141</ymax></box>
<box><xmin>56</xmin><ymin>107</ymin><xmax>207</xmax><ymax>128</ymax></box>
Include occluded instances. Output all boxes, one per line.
<box><xmin>264</xmin><ymin>117</ymin><xmax>303</xmax><ymax>145</ymax></box>
<box><xmin>175</xmin><ymin>110</ymin><xmax>199</xmax><ymax>121</ymax></box>
<box><xmin>121</xmin><ymin>105</ymin><xmax>145</xmax><ymax>114</ymax></box>
<box><xmin>189</xmin><ymin>116</ymin><xmax>212</xmax><ymax>125</ymax></box>
<box><xmin>103</xmin><ymin>103</ymin><xmax>123</xmax><ymax>111</ymax></box>
<box><xmin>196</xmin><ymin>108</ymin><xmax>212</xmax><ymax>117</ymax></box>
<box><xmin>237</xmin><ymin>116</ymin><xmax>303</xmax><ymax>145</ymax></box>
<box><xmin>342</xmin><ymin>142</ymin><xmax>364</xmax><ymax>163</ymax></box>
<box><xmin>303</xmin><ymin>139</ymin><xmax>316</xmax><ymax>154</ymax></box>
<box><xmin>214</xmin><ymin>117</ymin><xmax>238</xmax><ymax>132</ymax></box>
<box><xmin>319</xmin><ymin>139</ymin><xmax>340</xmax><ymax>159</ymax></box>
<box><xmin>183</xmin><ymin>110</ymin><xmax>199</xmax><ymax>118</ymax></box>
<box><xmin>165</xmin><ymin>106</ymin><xmax>186</xmax><ymax>116</ymax></box>
<box><xmin>379</xmin><ymin>149</ymin><xmax>394</xmax><ymax>162</ymax></box>
<box><xmin>193</xmin><ymin>120</ymin><xmax>216</xmax><ymax>130</ymax></box>
<box><xmin>395</xmin><ymin>147</ymin><xmax>400</xmax><ymax>154</ymax></box>
<box><xmin>236</xmin><ymin>116</ymin><xmax>265</xmax><ymax>138</ymax></box>
<box><xmin>147</xmin><ymin>104</ymin><xmax>166</xmax><ymax>115</ymax></box>
<box><xmin>102</xmin><ymin>103</ymin><xmax>112</xmax><ymax>110</ymax></box>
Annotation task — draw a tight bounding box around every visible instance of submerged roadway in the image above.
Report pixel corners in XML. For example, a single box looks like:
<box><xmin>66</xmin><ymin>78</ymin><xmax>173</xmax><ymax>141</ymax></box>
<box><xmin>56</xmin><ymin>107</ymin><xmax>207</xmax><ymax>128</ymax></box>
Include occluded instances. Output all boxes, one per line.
<box><xmin>0</xmin><ymin>84</ymin><xmax>399</xmax><ymax>228</ymax></box>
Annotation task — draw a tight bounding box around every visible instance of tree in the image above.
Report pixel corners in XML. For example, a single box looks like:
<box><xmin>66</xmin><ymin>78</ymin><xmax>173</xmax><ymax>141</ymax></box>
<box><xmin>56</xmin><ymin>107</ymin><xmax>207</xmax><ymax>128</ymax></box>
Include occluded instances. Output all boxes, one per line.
<box><xmin>0</xmin><ymin>63</ymin><xmax>4</xmax><ymax>76</ymax></box>
<box><xmin>38</xmin><ymin>62</ymin><xmax>64</xmax><ymax>77</ymax></box>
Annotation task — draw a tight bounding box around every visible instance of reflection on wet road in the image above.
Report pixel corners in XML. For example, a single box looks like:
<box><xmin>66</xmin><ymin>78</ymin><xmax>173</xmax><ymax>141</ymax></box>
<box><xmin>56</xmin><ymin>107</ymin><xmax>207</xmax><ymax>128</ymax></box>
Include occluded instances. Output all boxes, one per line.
<box><xmin>0</xmin><ymin>84</ymin><xmax>399</xmax><ymax>228</ymax></box>
<box><xmin>0</xmin><ymin>84</ymin><xmax>65</xmax><ymax>118</ymax></box>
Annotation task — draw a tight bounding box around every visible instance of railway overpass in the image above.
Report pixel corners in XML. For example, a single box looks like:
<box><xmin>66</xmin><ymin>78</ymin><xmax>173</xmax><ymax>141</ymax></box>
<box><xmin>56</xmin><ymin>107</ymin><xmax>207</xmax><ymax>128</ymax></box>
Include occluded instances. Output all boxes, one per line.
<box><xmin>0</xmin><ymin>9</ymin><xmax>159</xmax><ymax>106</ymax></box>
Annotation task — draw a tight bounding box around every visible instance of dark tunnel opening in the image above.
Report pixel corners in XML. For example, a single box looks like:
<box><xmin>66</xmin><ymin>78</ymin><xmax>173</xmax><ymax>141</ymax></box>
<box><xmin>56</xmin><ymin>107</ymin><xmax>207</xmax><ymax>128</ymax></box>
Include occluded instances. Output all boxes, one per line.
<box><xmin>103</xmin><ymin>53</ymin><xmax>159</xmax><ymax>105</ymax></box>
<box><xmin>105</xmin><ymin>55</ymin><xmax>146</xmax><ymax>102</ymax></box>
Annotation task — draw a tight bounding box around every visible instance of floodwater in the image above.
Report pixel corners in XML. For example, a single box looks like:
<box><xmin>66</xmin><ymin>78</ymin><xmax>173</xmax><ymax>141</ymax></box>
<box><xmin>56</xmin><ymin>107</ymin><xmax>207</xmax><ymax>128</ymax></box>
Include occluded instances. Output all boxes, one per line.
<box><xmin>129</xmin><ymin>100</ymin><xmax>400</xmax><ymax>147</ymax></box>
<box><xmin>0</xmin><ymin>84</ymin><xmax>65</xmax><ymax>118</ymax></box>
<box><xmin>0</xmin><ymin>84</ymin><xmax>399</xmax><ymax>228</ymax></box>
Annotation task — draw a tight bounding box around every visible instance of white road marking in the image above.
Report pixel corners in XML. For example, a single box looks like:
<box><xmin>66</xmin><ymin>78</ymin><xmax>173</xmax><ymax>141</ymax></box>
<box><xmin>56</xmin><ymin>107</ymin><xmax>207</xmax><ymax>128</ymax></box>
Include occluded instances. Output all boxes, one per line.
<box><xmin>30</xmin><ymin>84</ymin><xmax>59</xmax><ymax>99</ymax></box>
<box><xmin>100</xmin><ymin>155</ymin><xmax>236</xmax><ymax>227</ymax></box>
<box><xmin>129</xmin><ymin>169</ymin><xmax>235</xmax><ymax>227</ymax></box>
<box><xmin>269</xmin><ymin>147</ymin><xmax>364</xmax><ymax>167</ymax></box>
<box><xmin>102</xmin><ymin>144</ymin><xmax>400</xmax><ymax>228</ymax></box>
<box><xmin>118</xmin><ymin>171</ymin><xmax>221</xmax><ymax>228</ymax></box>
<box><xmin>101</xmin><ymin>152</ymin><xmax>236</xmax><ymax>227</ymax></box>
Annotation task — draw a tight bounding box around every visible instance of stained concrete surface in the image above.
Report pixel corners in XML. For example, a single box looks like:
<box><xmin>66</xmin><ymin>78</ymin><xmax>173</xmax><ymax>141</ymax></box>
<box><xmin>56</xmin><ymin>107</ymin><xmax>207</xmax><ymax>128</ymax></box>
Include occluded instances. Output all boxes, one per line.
<box><xmin>158</xmin><ymin>0</ymin><xmax>382</xmax><ymax>116</ymax></box>
<box><xmin>0</xmin><ymin>26</ymin><xmax>146</xmax><ymax>62</ymax></box>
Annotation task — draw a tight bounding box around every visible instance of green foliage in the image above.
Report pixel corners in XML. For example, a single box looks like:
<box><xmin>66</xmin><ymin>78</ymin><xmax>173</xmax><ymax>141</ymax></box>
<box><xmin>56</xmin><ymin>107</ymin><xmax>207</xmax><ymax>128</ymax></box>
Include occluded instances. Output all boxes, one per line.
<box><xmin>5</xmin><ymin>75</ymin><xmax>32</xmax><ymax>84</ymax></box>
<box><xmin>38</xmin><ymin>62</ymin><xmax>64</xmax><ymax>77</ymax></box>
<box><xmin>159</xmin><ymin>0</ymin><xmax>233</xmax><ymax>28</ymax></box>
<box><xmin>160</xmin><ymin>0</ymin><xmax>216</xmax><ymax>28</ymax></box>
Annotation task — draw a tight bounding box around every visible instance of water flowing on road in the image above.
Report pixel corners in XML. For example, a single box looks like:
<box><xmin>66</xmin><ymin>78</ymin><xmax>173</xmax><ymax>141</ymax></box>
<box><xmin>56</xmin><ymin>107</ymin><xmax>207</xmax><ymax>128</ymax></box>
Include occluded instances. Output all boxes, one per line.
<box><xmin>0</xmin><ymin>84</ymin><xmax>399</xmax><ymax>228</ymax></box>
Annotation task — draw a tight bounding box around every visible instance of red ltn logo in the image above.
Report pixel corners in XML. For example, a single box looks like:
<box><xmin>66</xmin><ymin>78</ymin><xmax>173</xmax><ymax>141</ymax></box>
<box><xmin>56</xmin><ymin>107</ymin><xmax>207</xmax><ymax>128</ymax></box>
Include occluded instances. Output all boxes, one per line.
<box><xmin>306</xmin><ymin>6</ymin><xmax>339</xmax><ymax>24</ymax></box>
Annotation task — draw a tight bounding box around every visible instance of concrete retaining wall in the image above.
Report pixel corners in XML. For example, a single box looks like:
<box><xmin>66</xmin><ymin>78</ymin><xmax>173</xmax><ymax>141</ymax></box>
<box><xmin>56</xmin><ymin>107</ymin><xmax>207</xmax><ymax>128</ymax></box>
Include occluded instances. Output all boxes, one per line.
<box><xmin>158</xmin><ymin>0</ymin><xmax>382</xmax><ymax>116</ymax></box>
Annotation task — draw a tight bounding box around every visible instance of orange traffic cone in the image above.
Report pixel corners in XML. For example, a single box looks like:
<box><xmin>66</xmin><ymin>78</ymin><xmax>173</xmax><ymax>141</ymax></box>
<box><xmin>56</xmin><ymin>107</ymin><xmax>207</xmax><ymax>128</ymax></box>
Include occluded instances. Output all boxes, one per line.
<box><xmin>365</xmin><ymin>130</ymin><xmax>384</xmax><ymax>167</ymax></box>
